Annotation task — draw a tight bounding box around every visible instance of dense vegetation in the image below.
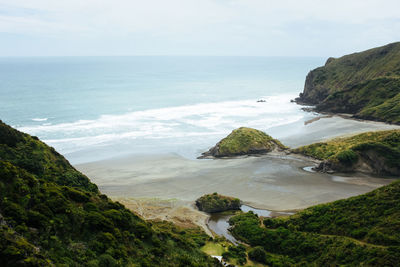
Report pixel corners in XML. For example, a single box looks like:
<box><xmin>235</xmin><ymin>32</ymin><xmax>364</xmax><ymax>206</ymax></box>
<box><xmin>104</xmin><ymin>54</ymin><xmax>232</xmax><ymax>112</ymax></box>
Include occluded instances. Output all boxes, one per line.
<box><xmin>0</xmin><ymin>120</ymin><xmax>219</xmax><ymax>266</ymax></box>
<box><xmin>0</xmin><ymin>121</ymin><xmax>98</xmax><ymax>193</ymax></box>
<box><xmin>221</xmin><ymin>244</ymin><xmax>247</xmax><ymax>265</ymax></box>
<box><xmin>228</xmin><ymin>180</ymin><xmax>400</xmax><ymax>266</ymax></box>
<box><xmin>200</xmin><ymin>127</ymin><xmax>286</xmax><ymax>158</ymax></box>
<box><xmin>196</xmin><ymin>193</ymin><xmax>240</xmax><ymax>213</ymax></box>
<box><xmin>296</xmin><ymin>42</ymin><xmax>400</xmax><ymax>123</ymax></box>
<box><xmin>293</xmin><ymin>129</ymin><xmax>400</xmax><ymax>175</ymax></box>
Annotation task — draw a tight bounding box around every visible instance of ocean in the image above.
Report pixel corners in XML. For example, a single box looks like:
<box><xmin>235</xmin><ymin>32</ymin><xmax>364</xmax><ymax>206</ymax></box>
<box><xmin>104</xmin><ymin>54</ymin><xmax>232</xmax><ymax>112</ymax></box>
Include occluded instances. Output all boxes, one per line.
<box><xmin>0</xmin><ymin>56</ymin><xmax>324</xmax><ymax>163</ymax></box>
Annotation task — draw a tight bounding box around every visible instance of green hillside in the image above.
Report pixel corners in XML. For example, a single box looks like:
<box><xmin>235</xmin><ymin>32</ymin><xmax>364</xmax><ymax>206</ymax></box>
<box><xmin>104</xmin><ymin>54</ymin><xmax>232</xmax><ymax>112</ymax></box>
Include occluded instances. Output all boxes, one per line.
<box><xmin>228</xmin><ymin>180</ymin><xmax>400</xmax><ymax>266</ymax></box>
<box><xmin>296</xmin><ymin>42</ymin><xmax>400</xmax><ymax>123</ymax></box>
<box><xmin>293</xmin><ymin>129</ymin><xmax>400</xmax><ymax>175</ymax></box>
<box><xmin>0</xmin><ymin>120</ymin><xmax>219</xmax><ymax>266</ymax></box>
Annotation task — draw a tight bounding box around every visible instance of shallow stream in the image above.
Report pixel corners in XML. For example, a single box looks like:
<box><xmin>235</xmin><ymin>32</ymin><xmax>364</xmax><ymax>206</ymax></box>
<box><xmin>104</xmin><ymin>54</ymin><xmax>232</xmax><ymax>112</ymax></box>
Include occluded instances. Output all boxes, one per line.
<box><xmin>207</xmin><ymin>205</ymin><xmax>295</xmax><ymax>244</ymax></box>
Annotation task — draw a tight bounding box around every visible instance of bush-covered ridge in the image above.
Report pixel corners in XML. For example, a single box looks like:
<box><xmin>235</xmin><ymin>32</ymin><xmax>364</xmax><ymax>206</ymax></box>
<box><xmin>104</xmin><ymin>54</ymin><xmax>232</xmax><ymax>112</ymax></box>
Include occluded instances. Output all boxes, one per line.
<box><xmin>200</xmin><ymin>127</ymin><xmax>286</xmax><ymax>158</ymax></box>
<box><xmin>0</xmin><ymin>120</ymin><xmax>98</xmax><ymax>193</ymax></box>
<box><xmin>293</xmin><ymin>129</ymin><xmax>400</xmax><ymax>175</ymax></box>
<box><xmin>228</xmin><ymin>180</ymin><xmax>400</xmax><ymax>266</ymax></box>
<box><xmin>0</xmin><ymin>120</ymin><xmax>219</xmax><ymax>266</ymax></box>
<box><xmin>196</xmin><ymin>193</ymin><xmax>241</xmax><ymax>213</ymax></box>
<box><xmin>296</xmin><ymin>42</ymin><xmax>400</xmax><ymax>124</ymax></box>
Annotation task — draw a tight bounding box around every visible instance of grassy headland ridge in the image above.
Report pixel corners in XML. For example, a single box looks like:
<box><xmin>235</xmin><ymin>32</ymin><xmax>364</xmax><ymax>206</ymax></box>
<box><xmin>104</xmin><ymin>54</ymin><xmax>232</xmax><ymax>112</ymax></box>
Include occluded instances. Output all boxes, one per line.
<box><xmin>196</xmin><ymin>193</ymin><xmax>241</xmax><ymax>213</ymax></box>
<box><xmin>296</xmin><ymin>42</ymin><xmax>400</xmax><ymax>124</ymax></box>
<box><xmin>228</xmin><ymin>180</ymin><xmax>400</xmax><ymax>266</ymax></box>
<box><xmin>199</xmin><ymin>127</ymin><xmax>286</xmax><ymax>158</ymax></box>
<box><xmin>293</xmin><ymin>129</ymin><xmax>400</xmax><ymax>175</ymax></box>
<box><xmin>0</xmin><ymin>120</ymin><xmax>219</xmax><ymax>266</ymax></box>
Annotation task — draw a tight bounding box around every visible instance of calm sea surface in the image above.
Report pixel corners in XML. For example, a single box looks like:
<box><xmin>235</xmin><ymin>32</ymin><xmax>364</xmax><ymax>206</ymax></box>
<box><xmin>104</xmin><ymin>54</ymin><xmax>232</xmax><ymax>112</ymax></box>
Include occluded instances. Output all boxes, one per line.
<box><xmin>0</xmin><ymin>56</ymin><xmax>324</xmax><ymax>163</ymax></box>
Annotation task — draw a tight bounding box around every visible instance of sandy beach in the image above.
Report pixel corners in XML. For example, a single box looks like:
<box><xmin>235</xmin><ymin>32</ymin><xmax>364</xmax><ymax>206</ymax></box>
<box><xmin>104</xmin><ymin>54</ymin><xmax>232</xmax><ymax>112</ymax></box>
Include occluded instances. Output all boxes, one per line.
<box><xmin>76</xmin><ymin>115</ymin><xmax>399</xmax><ymax>232</ymax></box>
<box><xmin>77</xmin><ymin>153</ymin><xmax>395</xmax><ymax>209</ymax></box>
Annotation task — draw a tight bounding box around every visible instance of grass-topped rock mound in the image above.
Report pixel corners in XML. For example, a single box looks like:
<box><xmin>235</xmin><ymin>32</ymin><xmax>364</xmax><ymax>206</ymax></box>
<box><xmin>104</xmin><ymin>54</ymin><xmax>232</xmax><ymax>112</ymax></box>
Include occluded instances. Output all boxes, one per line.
<box><xmin>293</xmin><ymin>129</ymin><xmax>400</xmax><ymax>175</ymax></box>
<box><xmin>196</xmin><ymin>193</ymin><xmax>241</xmax><ymax>213</ymax></box>
<box><xmin>296</xmin><ymin>42</ymin><xmax>400</xmax><ymax>124</ymax></box>
<box><xmin>199</xmin><ymin>127</ymin><xmax>286</xmax><ymax>158</ymax></box>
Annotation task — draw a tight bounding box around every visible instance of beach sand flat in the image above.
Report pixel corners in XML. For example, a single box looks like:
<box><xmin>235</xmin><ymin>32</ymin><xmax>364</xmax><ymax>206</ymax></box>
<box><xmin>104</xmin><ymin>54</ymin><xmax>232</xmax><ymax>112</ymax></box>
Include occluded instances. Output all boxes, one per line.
<box><xmin>76</xmin><ymin>116</ymin><xmax>399</xmax><ymax>231</ymax></box>
<box><xmin>77</xmin><ymin>153</ymin><xmax>395</xmax><ymax>211</ymax></box>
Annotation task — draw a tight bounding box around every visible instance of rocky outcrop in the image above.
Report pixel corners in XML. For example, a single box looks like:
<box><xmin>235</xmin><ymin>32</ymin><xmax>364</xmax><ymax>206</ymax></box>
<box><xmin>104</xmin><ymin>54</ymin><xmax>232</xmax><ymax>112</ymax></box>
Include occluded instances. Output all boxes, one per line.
<box><xmin>313</xmin><ymin>150</ymin><xmax>400</xmax><ymax>176</ymax></box>
<box><xmin>296</xmin><ymin>42</ymin><xmax>400</xmax><ymax>124</ymax></box>
<box><xmin>199</xmin><ymin>127</ymin><xmax>286</xmax><ymax>158</ymax></box>
<box><xmin>356</xmin><ymin>149</ymin><xmax>400</xmax><ymax>175</ymax></box>
<box><xmin>196</xmin><ymin>193</ymin><xmax>241</xmax><ymax>213</ymax></box>
<box><xmin>295</xmin><ymin>130</ymin><xmax>400</xmax><ymax>176</ymax></box>
<box><xmin>297</xmin><ymin>67</ymin><xmax>330</xmax><ymax>105</ymax></box>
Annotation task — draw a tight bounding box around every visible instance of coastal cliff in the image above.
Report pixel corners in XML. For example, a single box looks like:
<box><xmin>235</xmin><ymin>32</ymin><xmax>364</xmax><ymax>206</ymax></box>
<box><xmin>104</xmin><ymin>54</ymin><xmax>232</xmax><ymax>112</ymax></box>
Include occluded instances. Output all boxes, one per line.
<box><xmin>293</xmin><ymin>129</ymin><xmax>400</xmax><ymax>176</ymax></box>
<box><xmin>199</xmin><ymin>127</ymin><xmax>286</xmax><ymax>158</ymax></box>
<box><xmin>296</xmin><ymin>42</ymin><xmax>400</xmax><ymax>124</ymax></box>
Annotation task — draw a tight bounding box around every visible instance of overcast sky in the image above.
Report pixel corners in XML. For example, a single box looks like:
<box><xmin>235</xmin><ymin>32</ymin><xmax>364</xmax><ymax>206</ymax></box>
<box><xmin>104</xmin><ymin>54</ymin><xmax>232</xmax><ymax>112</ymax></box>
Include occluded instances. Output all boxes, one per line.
<box><xmin>0</xmin><ymin>0</ymin><xmax>400</xmax><ymax>57</ymax></box>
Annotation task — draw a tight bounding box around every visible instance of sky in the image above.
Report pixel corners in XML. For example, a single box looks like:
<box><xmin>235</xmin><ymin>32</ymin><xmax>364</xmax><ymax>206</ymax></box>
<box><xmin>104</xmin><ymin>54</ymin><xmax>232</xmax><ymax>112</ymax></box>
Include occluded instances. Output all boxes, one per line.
<box><xmin>0</xmin><ymin>0</ymin><xmax>400</xmax><ymax>57</ymax></box>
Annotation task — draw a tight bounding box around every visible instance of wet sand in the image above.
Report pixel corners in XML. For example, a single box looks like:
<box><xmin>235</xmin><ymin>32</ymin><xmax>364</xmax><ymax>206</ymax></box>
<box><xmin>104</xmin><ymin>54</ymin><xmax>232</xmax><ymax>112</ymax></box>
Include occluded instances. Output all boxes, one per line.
<box><xmin>77</xmin><ymin>153</ymin><xmax>395</xmax><ymax>211</ymax></box>
<box><xmin>75</xmin><ymin>115</ymin><xmax>399</xmax><ymax>232</ymax></box>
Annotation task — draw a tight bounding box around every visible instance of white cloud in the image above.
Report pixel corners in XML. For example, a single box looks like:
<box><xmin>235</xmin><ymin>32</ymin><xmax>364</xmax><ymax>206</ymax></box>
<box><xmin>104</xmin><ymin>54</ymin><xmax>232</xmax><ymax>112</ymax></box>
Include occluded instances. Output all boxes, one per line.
<box><xmin>0</xmin><ymin>0</ymin><xmax>399</xmax><ymax>56</ymax></box>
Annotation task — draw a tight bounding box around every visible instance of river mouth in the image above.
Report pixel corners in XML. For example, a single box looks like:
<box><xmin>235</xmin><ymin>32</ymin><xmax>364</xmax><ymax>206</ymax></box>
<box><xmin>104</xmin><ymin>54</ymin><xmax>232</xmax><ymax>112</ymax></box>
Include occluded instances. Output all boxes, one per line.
<box><xmin>207</xmin><ymin>205</ymin><xmax>295</xmax><ymax>244</ymax></box>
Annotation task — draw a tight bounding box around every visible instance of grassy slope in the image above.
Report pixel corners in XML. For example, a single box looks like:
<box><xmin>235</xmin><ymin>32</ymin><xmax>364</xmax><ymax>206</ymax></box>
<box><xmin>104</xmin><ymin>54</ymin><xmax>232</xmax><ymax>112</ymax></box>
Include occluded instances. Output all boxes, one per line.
<box><xmin>293</xmin><ymin>129</ymin><xmax>400</xmax><ymax>171</ymax></box>
<box><xmin>228</xmin><ymin>180</ymin><xmax>400</xmax><ymax>266</ymax></box>
<box><xmin>0</xmin><ymin>120</ymin><xmax>219</xmax><ymax>266</ymax></box>
<box><xmin>298</xmin><ymin>42</ymin><xmax>400</xmax><ymax>123</ymax></box>
<box><xmin>217</xmin><ymin>127</ymin><xmax>285</xmax><ymax>156</ymax></box>
<box><xmin>360</xmin><ymin>91</ymin><xmax>400</xmax><ymax>122</ymax></box>
<box><xmin>0</xmin><ymin>121</ymin><xmax>98</xmax><ymax>193</ymax></box>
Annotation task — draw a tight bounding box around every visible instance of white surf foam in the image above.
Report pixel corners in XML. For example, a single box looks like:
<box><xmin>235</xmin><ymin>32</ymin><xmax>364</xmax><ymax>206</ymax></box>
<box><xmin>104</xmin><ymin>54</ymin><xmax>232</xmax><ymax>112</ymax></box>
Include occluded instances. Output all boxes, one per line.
<box><xmin>31</xmin><ymin>118</ymin><xmax>48</xmax><ymax>122</ymax></box>
<box><xmin>19</xmin><ymin>94</ymin><xmax>305</xmax><ymax>155</ymax></box>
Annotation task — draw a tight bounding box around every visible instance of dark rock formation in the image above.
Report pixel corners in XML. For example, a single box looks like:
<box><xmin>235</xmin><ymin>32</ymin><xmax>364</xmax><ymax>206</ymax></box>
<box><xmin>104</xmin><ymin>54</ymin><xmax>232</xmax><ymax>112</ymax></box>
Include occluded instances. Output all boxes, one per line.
<box><xmin>294</xmin><ymin>130</ymin><xmax>400</xmax><ymax>176</ymax></box>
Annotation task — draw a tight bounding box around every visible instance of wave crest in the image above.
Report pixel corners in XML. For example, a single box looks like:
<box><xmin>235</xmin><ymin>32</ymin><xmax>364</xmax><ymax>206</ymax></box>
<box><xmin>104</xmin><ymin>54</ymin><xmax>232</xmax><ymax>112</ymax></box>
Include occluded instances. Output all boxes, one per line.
<box><xmin>19</xmin><ymin>94</ymin><xmax>304</xmax><ymax>155</ymax></box>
